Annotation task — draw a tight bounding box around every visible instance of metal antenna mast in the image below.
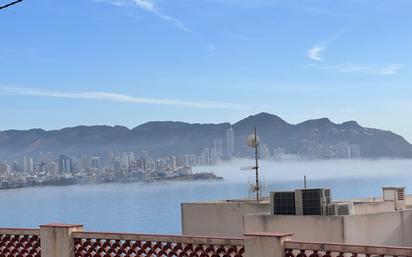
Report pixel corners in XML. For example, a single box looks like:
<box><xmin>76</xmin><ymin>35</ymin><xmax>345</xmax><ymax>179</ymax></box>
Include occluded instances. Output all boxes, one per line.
<box><xmin>254</xmin><ymin>127</ymin><xmax>260</xmax><ymax>202</ymax></box>
<box><xmin>245</xmin><ymin>127</ymin><xmax>260</xmax><ymax>202</ymax></box>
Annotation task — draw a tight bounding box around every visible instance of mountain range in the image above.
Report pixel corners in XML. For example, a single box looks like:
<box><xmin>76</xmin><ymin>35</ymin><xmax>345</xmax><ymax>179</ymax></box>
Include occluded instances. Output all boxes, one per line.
<box><xmin>0</xmin><ymin>112</ymin><xmax>411</xmax><ymax>160</ymax></box>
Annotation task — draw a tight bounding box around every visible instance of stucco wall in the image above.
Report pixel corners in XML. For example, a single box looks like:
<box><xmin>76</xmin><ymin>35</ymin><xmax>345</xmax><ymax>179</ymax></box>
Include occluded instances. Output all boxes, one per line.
<box><xmin>353</xmin><ymin>201</ymin><xmax>395</xmax><ymax>215</ymax></box>
<box><xmin>405</xmin><ymin>195</ymin><xmax>412</xmax><ymax>207</ymax></box>
<box><xmin>244</xmin><ymin>209</ymin><xmax>412</xmax><ymax>246</ymax></box>
<box><xmin>344</xmin><ymin>209</ymin><xmax>412</xmax><ymax>246</ymax></box>
<box><xmin>244</xmin><ymin>214</ymin><xmax>345</xmax><ymax>243</ymax></box>
<box><xmin>181</xmin><ymin>201</ymin><xmax>270</xmax><ymax>237</ymax></box>
<box><xmin>181</xmin><ymin>200</ymin><xmax>412</xmax><ymax>247</ymax></box>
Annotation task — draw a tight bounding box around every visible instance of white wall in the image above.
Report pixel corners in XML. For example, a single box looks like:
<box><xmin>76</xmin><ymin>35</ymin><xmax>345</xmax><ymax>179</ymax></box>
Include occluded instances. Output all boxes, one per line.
<box><xmin>182</xmin><ymin>200</ymin><xmax>412</xmax><ymax>247</ymax></box>
<box><xmin>181</xmin><ymin>201</ymin><xmax>270</xmax><ymax>237</ymax></box>
<box><xmin>244</xmin><ymin>209</ymin><xmax>412</xmax><ymax>247</ymax></box>
<box><xmin>244</xmin><ymin>214</ymin><xmax>345</xmax><ymax>243</ymax></box>
<box><xmin>353</xmin><ymin>201</ymin><xmax>395</xmax><ymax>215</ymax></box>
<box><xmin>344</xmin><ymin>209</ymin><xmax>412</xmax><ymax>246</ymax></box>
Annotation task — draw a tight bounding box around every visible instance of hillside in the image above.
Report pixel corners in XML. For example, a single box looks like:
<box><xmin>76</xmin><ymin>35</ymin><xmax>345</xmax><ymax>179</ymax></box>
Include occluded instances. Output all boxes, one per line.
<box><xmin>0</xmin><ymin>113</ymin><xmax>411</xmax><ymax>159</ymax></box>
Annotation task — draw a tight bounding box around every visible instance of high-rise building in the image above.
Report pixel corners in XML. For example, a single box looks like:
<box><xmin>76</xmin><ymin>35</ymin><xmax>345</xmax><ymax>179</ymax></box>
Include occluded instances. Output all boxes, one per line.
<box><xmin>108</xmin><ymin>152</ymin><xmax>116</xmax><ymax>164</ymax></box>
<box><xmin>0</xmin><ymin>161</ymin><xmax>11</xmax><ymax>174</ymax></box>
<box><xmin>23</xmin><ymin>155</ymin><xmax>34</xmax><ymax>173</ymax></box>
<box><xmin>336</xmin><ymin>142</ymin><xmax>351</xmax><ymax>159</ymax></box>
<box><xmin>225</xmin><ymin>127</ymin><xmax>235</xmax><ymax>157</ymax></box>
<box><xmin>183</xmin><ymin>155</ymin><xmax>190</xmax><ymax>167</ymax></box>
<box><xmin>171</xmin><ymin>156</ymin><xmax>177</xmax><ymax>171</ymax></box>
<box><xmin>213</xmin><ymin>139</ymin><xmax>224</xmax><ymax>158</ymax></box>
<box><xmin>121</xmin><ymin>152</ymin><xmax>135</xmax><ymax>170</ymax></box>
<box><xmin>12</xmin><ymin>161</ymin><xmax>21</xmax><ymax>172</ymax></box>
<box><xmin>90</xmin><ymin>156</ymin><xmax>101</xmax><ymax>169</ymax></box>
<box><xmin>23</xmin><ymin>155</ymin><xmax>28</xmax><ymax>172</ymax></box>
<box><xmin>260</xmin><ymin>143</ymin><xmax>271</xmax><ymax>160</ymax></box>
<box><xmin>39</xmin><ymin>151</ymin><xmax>54</xmax><ymax>164</ymax></box>
<box><xmin>59</xmin><ymin>155</ymin><xmax>73</xmax><ymax>173</ymax></box>
<box><xmin>113</xmin><ymin>160</ymin><xmax>121</xmax><ymax>172</ymax></box>
<box><xmin>349</xmin><ymin>144</ymin><xmax>361</xmax><ymax>159</ymax></box>
<box><xmin>201</xmin><ymin>147</ymin><xmax>210</xmax><ymax>165</ymax></box>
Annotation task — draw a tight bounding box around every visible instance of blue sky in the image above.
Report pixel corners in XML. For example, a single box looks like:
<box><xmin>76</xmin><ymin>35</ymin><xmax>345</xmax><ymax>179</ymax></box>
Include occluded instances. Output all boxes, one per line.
<box><xmin>0</xmin><ymin>0</ymin><xmax>411</xmax><ymax>141</ymax></box>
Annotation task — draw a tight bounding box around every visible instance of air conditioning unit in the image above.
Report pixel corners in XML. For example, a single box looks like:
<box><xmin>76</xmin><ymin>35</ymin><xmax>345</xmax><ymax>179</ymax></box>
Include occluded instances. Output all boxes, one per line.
<box><xmin>270</xmin><ymin>188</ymin><xmax>333</xmax><ymax>216</ymax></box>
<box><xmin>270</xmin><ymin>191</ymin><xmax>296</xmax><ymax>215</ymax></box>
<box><xmin>295</xmin><ymin>188</ymin><xmax>332</xmax><ymax>216</ymax></box>
<box><xmin>331</xmin><ymin>202</ymin><xmax>354</xmax><ymax>216</ymax></box>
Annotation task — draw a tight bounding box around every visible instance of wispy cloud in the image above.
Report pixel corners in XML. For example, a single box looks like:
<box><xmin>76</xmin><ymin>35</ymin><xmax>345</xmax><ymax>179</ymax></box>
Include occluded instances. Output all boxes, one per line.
<box><xmin>380</xmin><ymin>64</ymin><xmax>403</xmax><ymax>75</ymax></box>
<box><xmin>94</xmin><ymin>0</ymin><xmax>192</xmax><ymax>32</ymax></box>
<box><xmin>307</xmin><ymin>29</ymin><xmax>348</xmax><ymax>62</ymax></box>
<box><xmin>306</xmin><ymin>29</ymin><xmax>403</xmax><ymax>76</ymax></box>
<box><xmin>0</xmin><ymin>87</ymin><xmax>248</xmax><ymax>110</ymax></box>
<box><xmin>307</xmin><ymin>46</ymin><xmax>325</xmax><ymax>61</ymax></box>
<box><xmin>316</xmin><ymin>63</ymin><xmax>403</xmax><ymax>75</ymax></box>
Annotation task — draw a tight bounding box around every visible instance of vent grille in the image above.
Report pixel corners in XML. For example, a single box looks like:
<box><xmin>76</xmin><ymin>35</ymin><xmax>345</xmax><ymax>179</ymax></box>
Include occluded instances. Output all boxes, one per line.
<box><xmin>397</xmin><ymin>188</ymin><xmax>405</xmax><ymax>201</ymax></box>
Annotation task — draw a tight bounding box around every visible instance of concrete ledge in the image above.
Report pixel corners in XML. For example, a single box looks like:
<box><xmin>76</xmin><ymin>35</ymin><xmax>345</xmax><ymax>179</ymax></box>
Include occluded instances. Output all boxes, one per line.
<box><xmin>285</xmin><ymin>241</ymin><xmax>412</xmax><ymax>256</ymax></box>
<box><xmin>73</xmin><ymin>231</ymin><xmax>245</xmax><ymax>246</ymax></box>
<box><xmin>40</xmin><ymin>223</ymin><xmax>83</xmax><ymax>228</ymax></box>
<box><xmin>0</xmin><ymin>228</ymin><xmax>40</xmax><ymax>235</ymax></box>
<box><xmin>244</xmin><ymin>232</ymin><xmax>293</xmax><ymax>238</ymax></box>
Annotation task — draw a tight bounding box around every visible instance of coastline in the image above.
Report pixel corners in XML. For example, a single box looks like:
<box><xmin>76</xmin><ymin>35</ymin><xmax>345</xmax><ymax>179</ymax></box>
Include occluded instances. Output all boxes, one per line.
<box><xmin>0</xmin><ymin>171</ymin><xmax>222</xmax><ymax>192</ymax></box>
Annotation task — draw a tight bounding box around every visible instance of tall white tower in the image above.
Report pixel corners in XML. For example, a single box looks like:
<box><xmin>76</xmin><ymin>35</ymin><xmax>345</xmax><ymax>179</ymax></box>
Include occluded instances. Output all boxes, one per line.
<box><xmin>23</xmin><ymin>155</ymin><xmax>34</xmax><ymax>173</ymax></box>
<box><xmin>226</xmin><ymin>127</ymin><xmax>235</xmax><ymax>157</ymax></box>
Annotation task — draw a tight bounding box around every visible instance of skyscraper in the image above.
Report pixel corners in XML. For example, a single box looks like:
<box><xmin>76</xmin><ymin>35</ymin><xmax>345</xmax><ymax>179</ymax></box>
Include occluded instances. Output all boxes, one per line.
<box><xmin>89</xmin><ymin>156</ymin><xmax>101</xmax><ymax>169</ymax></box>
<box><xmin>121</xmin><ymin>152</ymin><xmax>135</xmax><ymax>170</ymax></box>
<box><xmin>201</xmin><ymin>147</ymin><xmax>210</xmax><ymax>165</ymax></box>
<box><xmin>59</xmin><ymin>155</ymin><xmax>73</xmax><ymax>173</ymax></box>
<box><xmin>213</xmin><ymin>139</ymin><xmax>224</xmax><ymax>158</ymax></box>
<box><xmin>39</xmin><ymin>151</ymin><xmax>54</xmax><ymax>164</ymax></box>
<box><xmin>23</xmin><ymin>155</ymin><xmax>34</xmax><ymax>173</ymax></box>
<box><xmin>260</xmin><ymin>143</ymin><xmax>271</xmax><ymax>160</ymax></box>
<box><xmin>225</xmin><ymin>127</ymin><xmax>235</xmax><ymax>158</ymax></box>
<box><xmin>349</xmin><ymin>144</ymin><xmax>361</xmax><ymax>159</ymax></box>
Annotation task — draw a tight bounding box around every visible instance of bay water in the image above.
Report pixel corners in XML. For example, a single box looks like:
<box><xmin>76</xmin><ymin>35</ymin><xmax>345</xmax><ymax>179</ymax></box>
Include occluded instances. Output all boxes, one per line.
<box><xmin>0</xmin><ymin>158</ymin><xmax>411</xmax><ymax>234</ymax></box>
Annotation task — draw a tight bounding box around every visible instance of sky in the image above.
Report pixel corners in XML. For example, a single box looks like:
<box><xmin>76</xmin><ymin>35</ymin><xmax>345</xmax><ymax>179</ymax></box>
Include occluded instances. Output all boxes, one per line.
<box><xmin>0</xmin><ymin>0</ymin><xmax>411</xmax><ymax>142</ymax></box>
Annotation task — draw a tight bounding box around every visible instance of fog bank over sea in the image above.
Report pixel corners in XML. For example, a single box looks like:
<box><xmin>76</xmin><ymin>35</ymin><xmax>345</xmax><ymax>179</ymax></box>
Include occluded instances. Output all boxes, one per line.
<box><xmin>0</xmin><ymin>158</ymin><xmax>411</xmax><ymax>234</ymax></box>
<box><xmin>195</xmin><ymin>158</ymin><xmax>412</xmax><ymax>182</ymax></box>
<box><xmin>193</xmin><ymin>158</ymin><xmax>412</xmax><ymax>200</ymax></box>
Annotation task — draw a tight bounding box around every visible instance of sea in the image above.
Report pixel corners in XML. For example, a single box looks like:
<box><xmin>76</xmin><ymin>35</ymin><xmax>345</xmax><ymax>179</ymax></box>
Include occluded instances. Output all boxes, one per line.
<box><xmin>1</xmin><ymin>158</ymin><xmax>412</xmax><ymax>234</ymax></box>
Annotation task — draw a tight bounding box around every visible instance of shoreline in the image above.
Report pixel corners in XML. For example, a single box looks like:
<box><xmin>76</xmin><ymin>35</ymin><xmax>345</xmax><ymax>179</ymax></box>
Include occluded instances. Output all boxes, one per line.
<box><xmin>0</xmin><ymin>172</ymin><xmax>223</xmax><ymax>192</ymax></box>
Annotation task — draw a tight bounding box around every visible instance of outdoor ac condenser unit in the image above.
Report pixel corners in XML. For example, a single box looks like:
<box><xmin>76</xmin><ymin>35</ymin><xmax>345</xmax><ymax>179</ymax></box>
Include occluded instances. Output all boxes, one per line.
<box><xmin>295</xmin><ymin>188</ymin><xmax>332</xmax><ymax>216</ymax></box>
<box><xmin>270</xmin><ymin>188</ymin><xmax>333</xmax><ymax>216</ymax></box>
<box><xmin>270</xmin><ymin>191</ymin><xmax>296</xmax><ymax>215</ymax></box>
<box><xmin>331</xmin><ymin>202</ymin><xmax>354</xmax><ymax>216</ymax></box>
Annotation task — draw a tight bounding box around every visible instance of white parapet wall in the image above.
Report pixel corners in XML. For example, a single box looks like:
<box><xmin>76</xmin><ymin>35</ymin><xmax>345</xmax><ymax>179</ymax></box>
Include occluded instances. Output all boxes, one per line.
<box><xmin>244</xmin><ymin>214</ymin><xmax>345</xmax><ymax>243</ymax></box>
<box><xmin>344</xmin><ymin>209</ymin><xmax>412</xmax><ymax>246</ymax></box>
<box><xmin>352</xmin><ymin>201</ymin><xmax>396</xmax><ymax>215</ymax></box>
<box><xmin>244</xmin><ymin>209</ymin><xmax>412</xmax><ymax>247</ymax></box>
<box><xmin>181</xmin><ymin>200</ymin><xmax>270</xmax><ymax>237</ymax></box>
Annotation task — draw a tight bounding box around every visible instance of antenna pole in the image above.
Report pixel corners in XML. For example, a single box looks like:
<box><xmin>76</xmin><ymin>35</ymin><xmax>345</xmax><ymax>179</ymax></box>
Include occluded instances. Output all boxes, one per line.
<box><xmin>254</xmin><ymin>127</ymin><xmax>259</xmax><ymax>202</ymax></box>
<box><xmin>304</xmin><ymin>175</ymin><xmax>307</xmax><ymax>189</ymax></box>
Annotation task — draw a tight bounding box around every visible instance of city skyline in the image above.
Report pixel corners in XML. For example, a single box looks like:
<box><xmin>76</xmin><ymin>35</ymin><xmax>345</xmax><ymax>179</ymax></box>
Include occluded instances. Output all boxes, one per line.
<box><xmin>0</xmin><ymin>112</ymin><xmax>409</xmax><ymax>161</ymax></box>
<box><xmin>1</xmin><ymin>1</ymin><xmax>412</xmax><ymax>142</ymax></box>
<box><xmin>2</xmin><ymin>1</ymin><xmax>412</xmax><ymax>252</ymax></box>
